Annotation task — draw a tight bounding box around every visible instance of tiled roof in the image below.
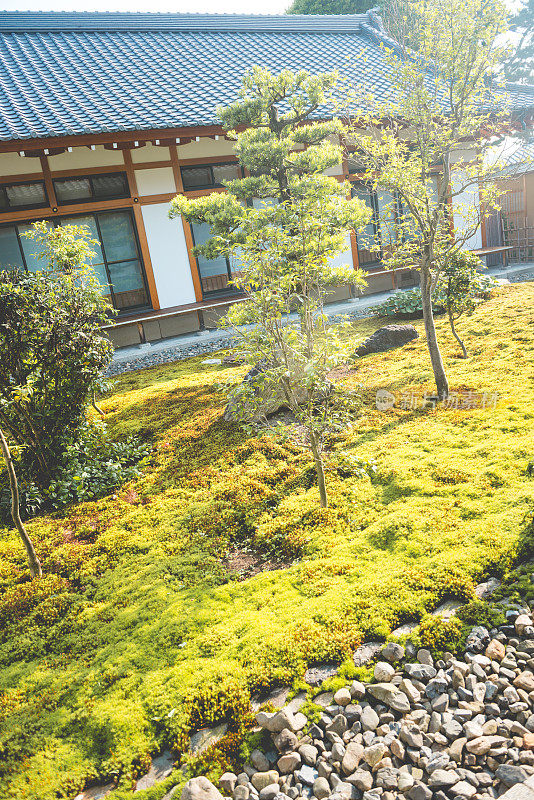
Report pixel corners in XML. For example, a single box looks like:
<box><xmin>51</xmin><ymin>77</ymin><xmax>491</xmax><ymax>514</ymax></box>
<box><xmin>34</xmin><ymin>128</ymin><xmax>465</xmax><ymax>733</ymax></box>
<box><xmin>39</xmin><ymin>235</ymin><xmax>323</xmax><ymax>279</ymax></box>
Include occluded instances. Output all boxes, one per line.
<box><xmin>0</xmin><ymin>11</ymin><xmax>531</xmax><ymax>144</ymax></box>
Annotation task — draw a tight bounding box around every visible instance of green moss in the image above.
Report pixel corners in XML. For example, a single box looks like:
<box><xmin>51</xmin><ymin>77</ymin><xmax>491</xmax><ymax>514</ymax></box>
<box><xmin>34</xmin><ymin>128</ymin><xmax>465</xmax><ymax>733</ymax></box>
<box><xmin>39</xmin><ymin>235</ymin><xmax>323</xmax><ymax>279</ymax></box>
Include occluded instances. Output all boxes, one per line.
<box><xmin>0</xmin><ymin>284</ymin><xmax>534</xmax><ymax>799</ymax></box>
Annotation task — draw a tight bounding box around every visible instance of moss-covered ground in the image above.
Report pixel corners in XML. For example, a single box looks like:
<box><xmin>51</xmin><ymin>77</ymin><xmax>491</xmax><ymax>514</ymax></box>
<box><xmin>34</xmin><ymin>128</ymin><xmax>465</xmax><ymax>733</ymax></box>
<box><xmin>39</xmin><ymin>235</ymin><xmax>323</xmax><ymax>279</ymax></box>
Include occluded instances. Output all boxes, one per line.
<box><xmin>0</xmin><ymin>283</ymin><xmax>533</xmax><ymax>800</ymax></box>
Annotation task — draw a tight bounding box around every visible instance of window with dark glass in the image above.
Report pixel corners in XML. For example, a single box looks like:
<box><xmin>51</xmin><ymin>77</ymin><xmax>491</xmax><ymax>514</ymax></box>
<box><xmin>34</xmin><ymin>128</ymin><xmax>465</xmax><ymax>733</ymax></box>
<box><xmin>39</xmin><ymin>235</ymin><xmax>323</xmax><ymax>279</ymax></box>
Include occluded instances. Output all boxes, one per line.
<box><xmin>53</xmin><ymin>172</ymin><xmax>129</xmax><ymax>204</ymax></box>
<box><xmin>190</xmin><ymin>221</ymin><xmax>246</xmax><ymax>297</ymax></box>
<box><xmin>0</xmin><ymin>181</ymin><xmax>48</xmax><ymax>212</ymax></box>
<box><xmin>181</xmin><ymin>162</ymin><xmax>241</xmax><ymax>191</ymax></box>
<box><xmin>0</xmin><ymin>210</ymin><xmax>150</xmax><ymax>313</ymax></box>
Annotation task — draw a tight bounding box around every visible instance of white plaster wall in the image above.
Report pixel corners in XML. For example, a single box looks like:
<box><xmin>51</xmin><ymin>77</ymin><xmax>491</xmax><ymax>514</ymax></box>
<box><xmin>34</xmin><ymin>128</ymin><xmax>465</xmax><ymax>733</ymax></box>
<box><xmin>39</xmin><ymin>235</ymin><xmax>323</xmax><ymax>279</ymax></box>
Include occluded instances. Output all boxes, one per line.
<box><xmin>329</xmin><ymin>233</ymin><xmax>354</xmax><ymax>269</ymax></box>
<box><xmin>135</xmin><ymin>167</ymin><xmax>176</xmax><ymax>196</ymax></box>
<box><xmin>0</xmin><ymin>152</ymin><xmax>42</xmax><ymax>176</ymax></box>
<box><xmin>141</xmin><ymin>203</ymin><xmax>196</xmax><ymax>308</ymax></box>
<box><xmin>47</xmin><ymin>145</ymin><xmax>124</xmax><ymax>171</ymax></box>
<box><xmin>177</xmin><ymin>137</ymin><xmax>235</xmax><ymax>159</ymax></box>
<box><xmin>131</xmin><ymin>144</ymin><xmax>170</xmax><ymax>163</ymax></box>
<box><xmin>451</xmin><ymin>170</ymin><xmax>482</xmax><ymax>250</ymax></box>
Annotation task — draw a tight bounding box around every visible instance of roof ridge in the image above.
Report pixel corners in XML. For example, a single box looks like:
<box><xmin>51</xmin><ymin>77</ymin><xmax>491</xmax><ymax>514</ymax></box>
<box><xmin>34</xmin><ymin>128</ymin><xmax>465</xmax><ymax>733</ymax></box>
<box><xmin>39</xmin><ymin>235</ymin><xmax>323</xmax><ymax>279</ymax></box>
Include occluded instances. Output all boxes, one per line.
<box><xmin>0</xmin><ymin>11</ymin><xmax>371</xmax><ymax>33</ymax></box>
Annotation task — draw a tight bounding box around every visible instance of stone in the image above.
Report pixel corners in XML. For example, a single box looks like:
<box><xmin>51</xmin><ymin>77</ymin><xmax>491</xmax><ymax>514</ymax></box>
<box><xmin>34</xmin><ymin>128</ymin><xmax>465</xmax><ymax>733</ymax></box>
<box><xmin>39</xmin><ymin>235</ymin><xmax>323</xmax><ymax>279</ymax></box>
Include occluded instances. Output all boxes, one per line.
<box><xmin>314</xmin><ymin>692</ymin><xmax>334</xmax><ymax>708</ymax></box>
<box><xmin>398</xmin><ymin>772</ymin><xmax>414</xmax><ymax>792</ymax></box>
<box><xmin>417</xmin><ymin>649</ymin><xmax>434</xmax><ymax>666</ymax></box>
<box><xmin>374</xmin><ymin>662</ymin><xmax>395</xmax><ymax>682</ymax></box>
<box><xmin>465</xmin><ymin>626</ymin><xmax>490</xmax><ymax>653</ymax></box>
<box><xmin>299</xmin><ymin>745</ymin><xmax>318</xmax><ymax>766</ymax></box>
<box><xmin>255</xmin><ymin>709</ymin><xmax>297</xmax><ymax>733</ymax></box>
<box><xmin>224</xmin><ymin>360</ymin><xmax>316</xmax><ymax>422</ymax></box>
<box><xmin>353</xmin><ymin>642</ymin><xmax>383</xmax><ymax>666</ymax></box>
<box><xmin>251</xmin><ymin>773</ymin><xmax>279</xmax><ymax>793</ymax></box>
<box><xmin>273</xmin><ymin>729</ymin><xmax>298</xmax><ymax>754</ymax></box>
<box><xmin>451</xmin><ymin>780</ymin><xmax>477</xmax><ymax>798</ymax></box>
<box><xmin>354</xmin><ymin>324</ymin><xmax>419</xmax><ymax>357</ymax></box>
<box><xmin>233</xmin><ymin>787</ymin><xmax>249</xmax><ymax>800</ymax></box>
<box><xmin>296</xmin><ymin>765</ymin><xmax>319</xmax><ymax>786</ymax></box>
<box><xmin>382</xmin><ymin>643</ymin><xmax>406</xmax><ymax>663</ymax></box>
<box><xmin>516</xmin><ymin>616</ymin><xmax>533</xmax><ymax>635</ymax></box>
<box><xmin>515</xmin><ymin>672</ymin><xmax>534</xmax><ymax>692</ymax></box>
<box><xmin>428</xmin><ymin>770</ymin><xmax>459</xmax><ymax>787</ymax></box>
<box><xmin>277</xmin><ymin>751</ymin><xmax>301</xmax><ymax>773</ymax></box>
<box><xmin>351</xmin><ymin>681</ymin><xmax>366</xmax><ymax>699</ymax></box>
<box><xmin>404</xmin><ymin>664</ymin><xmax>437</xmax><ymax>681</ymax></box>
<box><xmin>220</xmin><ymin>774</ymin><xmax>238</xmax><ymax>795</ymax></box>
<box><xmin>363</xmin><ymin>743</ymin><xmax>388</xmax><ymax>768</ymax></box>
<box><xmin>313</xmin><ymin>777</ymin><xmax>331</xmax><ymax>799</ymax></box>
<box><xmin>486</xmin><ymin>640</ymin><xmax>506</xmax><ymax>661</ymax></box>
<box><xmin>464</xmin><ymin>720</ymin><xmax>484</xmax><ymax>740</ymax></box>
<box><xmin>495</xmin><ymin>765</ymin><xmax>528</xmax><ymax>787</ymax></box>
<box><xmin>475</xmin><ymin>578</ymin><xmax>501</xmax><ymax>599</ymax></box>
<box><xmin>250</xmin><ymin>750</ymin><xmax>270</xmax><ymax>772</ymax></box>
<box><xmin>361</xmin><ymin>706</ymin><xmax>380</xmax><ymax>731</ymax></box>
<box><xmin>449</xmin><ymin>737</ymin><xmax>467</xmax><ymax>763</ymax></box>
<box><xmin>524</xmin><ymin>733</ymin><xmax>534</xmax><ymax>751</ymax></box>
<box><xmin>334</xmin><ymin>688</ymin><xmax>353</xmax><ymax>707</ymax></box>
<box><xmin>327</xmin><ymin>714</ymin><xmax>348</xmax><ymax>736</ymax></box>
<box><xmin>189</xmin><ymin>723</ymin><xmax>229</xmax><ymax>754</ymax></box>
<box><xmin>466</xmin><ymin>736</ymin><xmax>507</xmax><ymax>755</ymax></box>
<box><xmin>182</xmin><ymin>777</ymin><xmax>225</xmax><ymax>800</ymax></box>
<box><xmin>407</xmin><ymin>783</ymin><xmax>432</xmax><ymax>800</ymax></box>
<box><xmin>390</xmin><ymin>692</ymin><xmax>411</xmax><ymax>714</ymax></box>
<box><xmin>305</xmin><ymin>664</ymin><xmax>338</xmax><ymax>686</ymax></box>
<box><xmin>442</xmin><ymin>720</ymin><xmax>463</xmax><ymax>739</ymax></box>
<box><xmin>432</xmin><ymin>600</ymin><xmax>463</xmax><ymax>620</ymax></box>
<box><xmin>258</xmin><ymin>785</ymin><xmax>279</xmax><ymax>800</ymax></box>
<box><xmin>400</xmin><ymin>679</ymin><xmax>421</xmax><ymax>704</ymax></box>
<box><xmin>347</xmin><ymin>770</ymin><xmax>373</xmax><ymax>792</ymax></box>
<box><xmin>367</xmin><ymin>683</ymin><xmax>399</xmax><ymax>705</ymax></box>
<box><xmin>342</xmin><ymin>743</ymin><xmax>364</xmax><ymax>775</ymax></box>
<box><xmin>400</xmin><ymin>727</ymin><xmax>423</xmax><ymax>749</ymax></box>
<box><xmin>135</xmin><ymin>752</ymin><xmax>175</xmax><ymax>792</ymax></box>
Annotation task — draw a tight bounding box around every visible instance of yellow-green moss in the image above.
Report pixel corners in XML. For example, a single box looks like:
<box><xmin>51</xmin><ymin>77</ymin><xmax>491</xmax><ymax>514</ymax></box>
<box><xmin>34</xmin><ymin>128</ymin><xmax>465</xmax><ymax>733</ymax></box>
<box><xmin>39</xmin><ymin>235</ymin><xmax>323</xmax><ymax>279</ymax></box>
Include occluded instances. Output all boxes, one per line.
<box><xmin>0</xmin><ymin>284</ymin><xmax>533</xmax><ymax>799</ymax></box>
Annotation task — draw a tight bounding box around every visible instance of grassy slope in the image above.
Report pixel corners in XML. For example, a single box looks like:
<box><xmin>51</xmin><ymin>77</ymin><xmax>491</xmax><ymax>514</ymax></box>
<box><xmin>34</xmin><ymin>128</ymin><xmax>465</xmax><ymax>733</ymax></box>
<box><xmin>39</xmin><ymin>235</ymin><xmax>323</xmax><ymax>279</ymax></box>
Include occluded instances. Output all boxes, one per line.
<box><xmin>0</xmin><ymin>283</ymin><xmax>533</xmax><ymax>800</ymax></box>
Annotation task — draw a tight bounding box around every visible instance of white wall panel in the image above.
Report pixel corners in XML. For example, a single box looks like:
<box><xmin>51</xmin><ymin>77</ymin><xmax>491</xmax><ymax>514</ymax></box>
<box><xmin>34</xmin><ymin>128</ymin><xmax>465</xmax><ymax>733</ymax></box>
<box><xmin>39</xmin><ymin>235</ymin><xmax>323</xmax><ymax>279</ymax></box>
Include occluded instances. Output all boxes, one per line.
<box><xmin>0</xmin><ymin>152</ymin><xmax>42</xmax><ymax>176</ymax></box>
<box><xmin>48</xmin><ymin>145</ymin><xmax>124</xmax><ymax>171</ymax></box>
<box><xmin>451</xmin><ymin>170</ymin><xmax>482</xmax><ymax>250</ymax></box>
<box><xmin>141</xmin><ymin>203</ymin><xmax>196</xmax><ymax>309</ymax></box>
<box><xmin>136</xmin><ymin>167</ymin><xmax>176</xmax><ymax>196</ymax></box>
<box><xmin>131</xmin><ymin>144</ymin><xmax>170</xmax><ymax>163</ymax></box>
<box><xmin>329</xmin><ymin>233</ymin><xmax>354</xmax><ymax>268</ymax></box>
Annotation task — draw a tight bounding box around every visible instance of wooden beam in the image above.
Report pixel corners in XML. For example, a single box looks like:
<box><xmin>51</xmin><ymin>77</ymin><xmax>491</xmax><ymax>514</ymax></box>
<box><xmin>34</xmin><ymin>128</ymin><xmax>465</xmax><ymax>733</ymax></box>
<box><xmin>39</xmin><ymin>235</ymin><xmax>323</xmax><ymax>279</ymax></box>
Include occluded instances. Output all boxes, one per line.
<box><xmin>0</xmin><ymin>124</ymin><xmax>226</xmax><ymax>155</ymax></box>
<box><xmin>123</xmin><ymin>148</ymin><xmax>160</xmax><ymax>311</ymax></box>
<box><xmin>39</xmin><ymin>154</ymin><xmax>58</xmax><ymax>210</ymax></box>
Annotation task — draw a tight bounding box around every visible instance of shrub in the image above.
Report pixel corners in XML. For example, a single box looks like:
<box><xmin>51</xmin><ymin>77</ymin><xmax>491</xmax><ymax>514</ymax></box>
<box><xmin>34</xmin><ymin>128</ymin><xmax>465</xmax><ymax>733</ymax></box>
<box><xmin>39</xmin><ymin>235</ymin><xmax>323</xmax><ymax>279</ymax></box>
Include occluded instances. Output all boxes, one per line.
<box><xmin>416</xmin><ymin>614</ymin><xmax>464</xmax><ymax>656</ymax></box>
<box><xmin>371</xmin><ymin>288</ymin><xmax>441</xmax><ymax>318</ymax></box>
<box><xmin>0</xmin><ymin>227</ymin><xmax>114</xmax><ymax>492</ymax></box>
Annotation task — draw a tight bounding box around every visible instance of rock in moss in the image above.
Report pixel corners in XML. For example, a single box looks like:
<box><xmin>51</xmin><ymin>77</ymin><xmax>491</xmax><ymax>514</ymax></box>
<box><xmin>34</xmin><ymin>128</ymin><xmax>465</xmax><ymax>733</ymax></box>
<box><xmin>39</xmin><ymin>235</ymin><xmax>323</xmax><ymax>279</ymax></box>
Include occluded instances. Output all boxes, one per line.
<box><xmin>182</xmin><ymin>777</ymin><xmax>225</xmax><ymax>800</ymax></box>
<box><xmin>354</xmin><ymin>325</ymin><xmax>418</xmax><ymax>356</ymax></box>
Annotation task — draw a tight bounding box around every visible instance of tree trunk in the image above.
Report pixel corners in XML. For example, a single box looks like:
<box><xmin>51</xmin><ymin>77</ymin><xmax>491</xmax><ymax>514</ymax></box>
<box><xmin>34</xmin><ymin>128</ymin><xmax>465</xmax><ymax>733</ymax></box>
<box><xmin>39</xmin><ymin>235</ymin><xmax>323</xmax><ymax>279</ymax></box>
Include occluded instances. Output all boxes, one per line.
<box><xmin>0</xmin><ymin>425</ymin><xmax>42</xmax><ymax>578</ymax></box>
<box><xmin>448</xmin><ymin>311</ymin><xmax>468</xmax><ymax>358</ymax></box>
<box><xmin>309</xmin><ymin>431</ymin><xmax>328</xmax><ymax>508</ymax></box>
<box><xmin>420</xmin><ymin>266</ymin><xmax>449</xmax><ymax>400</ymax></box>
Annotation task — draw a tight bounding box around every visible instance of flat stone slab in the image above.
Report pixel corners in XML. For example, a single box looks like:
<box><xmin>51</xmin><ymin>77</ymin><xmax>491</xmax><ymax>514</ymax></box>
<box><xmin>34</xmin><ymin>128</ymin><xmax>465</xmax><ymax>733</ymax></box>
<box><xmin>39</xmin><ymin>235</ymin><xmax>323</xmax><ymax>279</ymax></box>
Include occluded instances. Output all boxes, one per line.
<box><xmin>286</xmin><ymin>691</ymin><xmax>307</xmax><ymax>713</ymax></box>
<box><xmin>304</xmin><ymin>664</ymin><xmax>338</xmax><ymax>685</ymax></box>
<box><xmin>475</xmin><ymin>578</ymin><xmax>502</xmax><ymax>599</ymax></box>
<box><xmin>252</xmin><ymin>686</ymin><xmax>291</xmax><ymax>710</ymax></box>
<box><xmin>432</xmin><ymin>599</ymin><xmax>463</xmax><ymax>619</ymax></box>
<box><xmin>314</xmin><ymin>692</ymin><xmax>334</xmax><ymax>708</ymax></box>
<box><xmin>353</xmin><ymin>642</ymin><xmax>382</xmax><ymax>666</ymax></box>
<box><xmin>74</xmin><ymin>785</ymin><xmax>115</xmax><ymax>800</ymax></box>
<box><xmin>189</xmin><ymin>722</ymin><xmax>228</xmax><ymax>754</ymax></box>
<box><xmin>135</xmin><ymin>751</ymin><xmax>175</xmax><ymax>792</ymax></box>
<box><xmin>390</xmin><ymin>622</ymin><xmax>418</xmax><ymax>637</ymax></box>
